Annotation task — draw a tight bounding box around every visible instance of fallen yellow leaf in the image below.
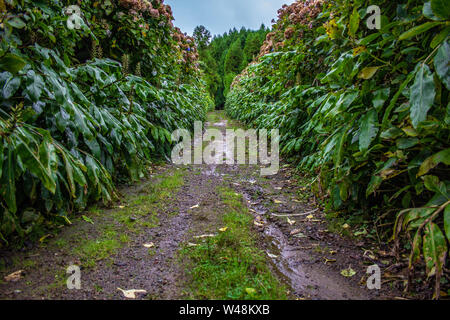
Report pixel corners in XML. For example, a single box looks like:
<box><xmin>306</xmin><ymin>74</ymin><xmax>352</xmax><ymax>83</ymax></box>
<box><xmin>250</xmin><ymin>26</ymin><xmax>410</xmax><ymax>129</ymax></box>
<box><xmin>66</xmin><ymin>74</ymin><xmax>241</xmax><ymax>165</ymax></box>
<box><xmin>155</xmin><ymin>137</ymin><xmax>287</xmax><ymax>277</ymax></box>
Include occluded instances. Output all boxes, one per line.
<box><xmin>117</xmin><ymin>288</ymin><xmax>147</xmax><ymax>299</ymax></box>
<box><xmin>4</xmin><ymin>270</ymin><xmax>24</xmax><ymax>282</ymax></box>
<box><xmin>245</xmin><ymin>288</ymin><xmax>256</xmax><ymax>295</ymax></box>
<box><xmin>219</xmin><ymin>227</ymin><xmax>228</xmax><ymax>232</ymax></box>
<box><xmin>254</xmin><ymin>220</ymin><xmax>264</xmax><ymax>227</ymax></box>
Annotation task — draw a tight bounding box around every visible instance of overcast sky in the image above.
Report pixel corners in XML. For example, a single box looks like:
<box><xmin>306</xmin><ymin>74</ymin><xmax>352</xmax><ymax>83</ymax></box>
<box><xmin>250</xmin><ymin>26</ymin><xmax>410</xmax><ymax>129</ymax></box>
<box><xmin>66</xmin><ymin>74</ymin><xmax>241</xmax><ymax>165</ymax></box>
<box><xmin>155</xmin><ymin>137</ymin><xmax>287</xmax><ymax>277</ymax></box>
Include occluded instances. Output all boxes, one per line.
<box><xmin>165</xmin><ymin>0</ymin><xmax>295</xmax><ymax>36</ymax></box>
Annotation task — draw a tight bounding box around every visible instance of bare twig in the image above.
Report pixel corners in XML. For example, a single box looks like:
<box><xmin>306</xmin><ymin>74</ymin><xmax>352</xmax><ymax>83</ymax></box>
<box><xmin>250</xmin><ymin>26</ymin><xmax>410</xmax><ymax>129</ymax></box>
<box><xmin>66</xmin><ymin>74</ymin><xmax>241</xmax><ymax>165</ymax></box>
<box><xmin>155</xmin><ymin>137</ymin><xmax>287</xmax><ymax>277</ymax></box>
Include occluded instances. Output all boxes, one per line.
<box><xmin>271</xmin><ymin>208</ymin><xmax>319</xmax><ymax>217</ymax></box>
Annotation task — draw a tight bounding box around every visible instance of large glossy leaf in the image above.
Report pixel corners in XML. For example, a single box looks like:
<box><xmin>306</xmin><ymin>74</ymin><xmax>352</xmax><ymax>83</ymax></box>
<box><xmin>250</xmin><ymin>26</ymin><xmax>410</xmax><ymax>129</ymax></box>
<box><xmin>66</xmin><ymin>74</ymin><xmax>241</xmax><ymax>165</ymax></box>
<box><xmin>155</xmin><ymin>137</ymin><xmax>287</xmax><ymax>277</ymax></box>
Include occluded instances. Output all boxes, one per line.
<box><xmin>2</xmin><ymin>76</ymin><xmax>21</xmax><ymax>99</ymax></box>
<box><xmin>399</xmin><ymin>22</ymin><xmax>443</xmax><ymax>41</ymax></box>
<box><xmin>423</xmin><ymin>2</ymin><xmax>443</xmax><ymax>21</ymax></box>
<box><xmin>348</xmin><ymin>8</ymin><xmax>360</xmax><ymax>37</ymax></box>
<box><xmin>359</xmin><ymin>109</ymin><xmax>379</xmax><ymax>151</ymax></box>
<box><xmin>6</xmin><ymin>17</ymin><xmax>26</xmax><ymax>29</ymax></box>
<box><xmin>431</xmin><ymin>0</ymin><xmax>450</xmax><ymax>20</ymax></box>
<box><xmin>24</xmin><ymin>71</ymin><xmax>45</xmax><ymax>102</ymax></box>
<box><xmin>0</xmin><ymin>54</ymin><xmax>27</xmax><ymax>74</ymax></box>
<box><xmin>15</xmin><ymin>135</ymin><xmax>56</xmax><ymax>194</ymax></box>
<box><xmin>418</xmin><ymin>148</ymin><xmax>450</xmax><ymax>176</ymax></box>
<box><xmin>423</xmin><ymin>223</ymin><xmax>447</xmax><ymax>277</ymax></box>
<box><xmin>434</xmin><ymin>41</ymin><xmax>450</xmax><ymax>90</ymax></box>
<box><xmin>409</xmin><ymin>230</ymin><xmax>422</xmax><ymax>268</ymax></box>
<box><xmin>410</xmin><ymin>64</ymin><xmax>436</xmax><ymax>128</ymax></box>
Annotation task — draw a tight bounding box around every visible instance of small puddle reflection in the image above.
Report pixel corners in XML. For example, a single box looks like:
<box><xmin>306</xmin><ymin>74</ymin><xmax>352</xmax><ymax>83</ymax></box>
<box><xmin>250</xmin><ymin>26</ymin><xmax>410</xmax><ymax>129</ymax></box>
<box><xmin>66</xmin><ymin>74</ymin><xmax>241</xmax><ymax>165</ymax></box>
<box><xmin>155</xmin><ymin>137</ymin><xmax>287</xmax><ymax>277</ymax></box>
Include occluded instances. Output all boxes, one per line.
<box><xmin>243</xmin><ymin>193</ymin><xmax>310</xmax><ymax>297</ymax></box>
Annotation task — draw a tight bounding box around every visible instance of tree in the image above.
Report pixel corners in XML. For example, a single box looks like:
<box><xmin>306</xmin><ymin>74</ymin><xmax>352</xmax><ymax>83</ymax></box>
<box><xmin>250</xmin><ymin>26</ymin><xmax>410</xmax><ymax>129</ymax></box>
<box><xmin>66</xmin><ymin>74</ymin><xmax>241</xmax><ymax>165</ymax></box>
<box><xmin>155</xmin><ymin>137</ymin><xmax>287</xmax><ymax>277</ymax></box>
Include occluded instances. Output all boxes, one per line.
<box><xmin>196</xmin><ymin>26</ymin><xmax>268</xmax><ymax>109</ymax></box>
<box><xmin>193</xmin><ymin>25</ymin><xmax>212</xmax><ymax>50</ymax></box>
<box><xmin>224</xmin><ymin>40</ymin><xmax>243</xmax><ymax>75</ymax></box>
<box><xmin>244</xmin><ymin>33</ymin><xmax>262</xmax><ymax>63</ymax></box>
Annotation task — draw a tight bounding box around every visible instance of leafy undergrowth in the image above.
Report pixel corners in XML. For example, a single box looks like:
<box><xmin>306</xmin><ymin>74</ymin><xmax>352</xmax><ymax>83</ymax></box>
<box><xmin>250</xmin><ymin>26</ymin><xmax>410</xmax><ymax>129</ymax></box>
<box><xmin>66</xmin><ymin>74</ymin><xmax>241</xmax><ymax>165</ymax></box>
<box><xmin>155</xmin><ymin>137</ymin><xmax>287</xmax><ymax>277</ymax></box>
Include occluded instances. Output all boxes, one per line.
<box><xmin>180</xmin><ymin>186</ymin><xmax>287</xmax><ymax>300</ymax></box>
<box><xmin>226</xmin><ymin>0</ymin><xmax>449</xmax><ymax>297</ymax></box>
<box><xmin>0</xmin><ymin>1</ymin><xmax>213</xmax><ymax>246</ymax></box>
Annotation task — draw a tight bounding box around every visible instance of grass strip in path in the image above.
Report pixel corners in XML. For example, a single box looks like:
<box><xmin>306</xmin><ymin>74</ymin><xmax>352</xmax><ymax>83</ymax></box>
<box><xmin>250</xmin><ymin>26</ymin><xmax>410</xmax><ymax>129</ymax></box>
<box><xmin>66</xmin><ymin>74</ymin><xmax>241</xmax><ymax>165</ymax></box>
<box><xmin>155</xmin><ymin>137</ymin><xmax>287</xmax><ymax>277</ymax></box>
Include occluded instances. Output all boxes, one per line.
<box><xmin>180</xmin><ymin>186</ymin><xmax>288</xmax><ymax>300</ymax></box>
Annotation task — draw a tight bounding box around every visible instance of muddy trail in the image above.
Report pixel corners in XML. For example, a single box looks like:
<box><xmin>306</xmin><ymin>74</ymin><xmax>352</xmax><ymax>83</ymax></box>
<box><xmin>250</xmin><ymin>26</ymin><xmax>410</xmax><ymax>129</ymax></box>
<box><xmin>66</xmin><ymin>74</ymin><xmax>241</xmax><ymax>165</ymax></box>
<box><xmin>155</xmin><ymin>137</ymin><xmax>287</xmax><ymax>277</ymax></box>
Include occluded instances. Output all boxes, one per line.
<box><xmin>0</xmin><ymin>111</ymin><xmax>402</xmax><ymax>300</ymax></box>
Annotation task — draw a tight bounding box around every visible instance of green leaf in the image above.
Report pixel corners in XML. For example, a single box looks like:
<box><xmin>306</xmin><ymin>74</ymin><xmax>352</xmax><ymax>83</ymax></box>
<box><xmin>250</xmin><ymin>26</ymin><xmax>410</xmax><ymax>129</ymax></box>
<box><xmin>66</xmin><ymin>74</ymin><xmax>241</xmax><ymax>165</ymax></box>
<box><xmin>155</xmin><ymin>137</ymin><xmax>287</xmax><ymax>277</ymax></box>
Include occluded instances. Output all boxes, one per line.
<box><xmin>398</xmin><ymin>22</ymin><xmax>443</xmax><ymax>41</ymax></box>
<box><xmin>424</xmin><ymin>175</ymin><xmax>440</xmax><ymax>193</ymax></box>
<box><xmin>358</xmin><ymin>33</ymin><xmax>380</xmax><ymax>45</ymax></box>
<box><xmin>16</xmin><ymin>135</ymin><xmax>56</xmax><ymax>194</ymax></box>
<box><xmin>359</xmin><ymin>109</ymin><xmax>379</xmax><ymax>151</ymax></box>
<box><xmin>409</xmin><ymin>230</ymin><xmax>422</xmax><ymax>268</ymax></box>
<box><xmin>423</xmin><ymin>2</ymin><xmax>443</xmax><ymax>21</ymax></box>
<box><xmin>84</xmin><ymin>137</ymin><xmax>101</xmax><ymax>160</ymax></box>
<box><xmin>423</xmin><ymin>223</ymin><xmax>447</xmax><ymax>277</ymax></box>
<box><xmin>410</xmin><ymin>64</ymin><xmax>436</xmax><ymax>128</ymax></box>
<box><xmin>434</xmin><ymin>41</ymin><xmax>450</xmax><ymax>90</ymax></box>
<box><xmin>431</xmin><ymin>0</ymin><xmax>450</xmax><ymax>20</ymax></box>
<box><xmin>2</xmin><ymin>76</ymin><xmax>21</xmax><ymax>99</ymax></box>
<box><xmin>82</xmin><ymin>215</ymin><xmax>94</xmax><ymax>225</ymax></box>
<box><xmin>418</xmin><ymin>148</ymin><xmax>450</xmax><ymax>176</ymax></box>
<box><xmin>397</xmin><ymin>137</ymin><xmax>419</xmax><ymax>149</ymax></box>
<box><xmin>6</xmin><ymin>17</ymin><xmax>26</xmax><ymax>29</ymax></box>
<box><xmin>430</xmin><ymin>26</ymin><xmax>450</xmax><ymax>49</ymax></box>
<box><xmin>349</xmin><ymin>8</ymin><xmax>360</xmax><ymax>38</ymax></box>
<box><xmin>0</xmin><ymin>53</ymin><xmax>27</xmax><ymax>74</ymax></box>
<box><xmin>372</xmin><ymin>88</ymin><xmax>390</xmax><ymax>111</ymax></box>
<box><xmin>367</xmin><ymin>175</ymin><xmax>383</xmax><ymax>197</ymax></box>
<box><xmin>60</xmin><ymin>150</ymin><xmax>77</xmax><ymax>198</ymax></box>
<box><xmin>25</xmin><ymin>71</ymin><xmax>44</xmax><ymax>102</ymax></box>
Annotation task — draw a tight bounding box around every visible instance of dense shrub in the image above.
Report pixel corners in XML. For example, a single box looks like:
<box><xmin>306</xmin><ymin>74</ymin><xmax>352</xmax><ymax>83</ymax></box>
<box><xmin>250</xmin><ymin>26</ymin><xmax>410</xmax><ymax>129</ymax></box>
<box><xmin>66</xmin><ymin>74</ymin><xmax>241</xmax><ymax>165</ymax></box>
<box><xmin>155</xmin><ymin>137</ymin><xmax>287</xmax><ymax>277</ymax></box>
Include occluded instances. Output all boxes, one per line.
<box><xmin>0</xmin><ymin>0</ymin><xmax>213</xmax><ymax>245</ymax></box>
<box><xmin>226</xmin><ymin>0</ymin><xmax>449</xmax><ymax>297</ymax></box>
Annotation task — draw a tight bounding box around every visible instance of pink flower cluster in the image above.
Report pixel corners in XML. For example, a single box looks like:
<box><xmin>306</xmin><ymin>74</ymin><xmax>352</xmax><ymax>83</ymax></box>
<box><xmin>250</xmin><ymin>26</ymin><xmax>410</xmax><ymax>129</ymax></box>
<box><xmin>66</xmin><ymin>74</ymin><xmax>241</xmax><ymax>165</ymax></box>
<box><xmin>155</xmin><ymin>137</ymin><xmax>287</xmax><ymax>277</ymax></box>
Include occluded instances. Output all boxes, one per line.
<box><xmin>118</xmin><ymin>0</ymin><xmax>173</xmax><ymax>20</ymax></box>
<box><xmin>119</xmin><ymin>0</ymin><xmax>153</xmax><ymax>12</ymax></box>
<box><xmin>277</xmin><ymin>0</ymin><xmax>324</xmax><ymax>25</ymax></box>
<box><xmin>172</xmin><ymin>28</ymin><xmax>198</xmax><ymax>64</ymax></box>
<box><xmin>259</xmin><ymin>0</ymin><xmax>325</xmax><ymax>57</ymax></box>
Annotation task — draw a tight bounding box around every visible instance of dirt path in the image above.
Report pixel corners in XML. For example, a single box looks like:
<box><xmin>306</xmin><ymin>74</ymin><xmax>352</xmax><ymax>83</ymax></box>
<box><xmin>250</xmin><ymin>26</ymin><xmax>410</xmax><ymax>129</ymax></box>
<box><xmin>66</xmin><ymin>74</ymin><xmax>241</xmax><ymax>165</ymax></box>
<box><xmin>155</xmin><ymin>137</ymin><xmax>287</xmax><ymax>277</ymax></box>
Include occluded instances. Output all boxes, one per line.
<box><xmin>0</xmin><ymin>111</ymin><xmax>400</xmax><ymax>300</ymax></box>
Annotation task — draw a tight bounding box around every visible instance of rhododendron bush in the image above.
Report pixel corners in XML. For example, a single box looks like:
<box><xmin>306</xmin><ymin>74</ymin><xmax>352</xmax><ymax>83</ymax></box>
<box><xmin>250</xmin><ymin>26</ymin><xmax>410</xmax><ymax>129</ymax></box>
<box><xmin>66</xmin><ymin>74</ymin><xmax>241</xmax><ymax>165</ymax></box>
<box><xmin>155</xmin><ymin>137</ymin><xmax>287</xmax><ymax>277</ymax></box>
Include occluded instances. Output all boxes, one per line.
<box><xmin>0</xmin><ymin>0</ymin><xmax>213</xmax><ymax>245</ymax></box>
<box><xmin>226</xmin><ymin>0</ymin><xmax>449</xmax><ymax>297</ymax></box>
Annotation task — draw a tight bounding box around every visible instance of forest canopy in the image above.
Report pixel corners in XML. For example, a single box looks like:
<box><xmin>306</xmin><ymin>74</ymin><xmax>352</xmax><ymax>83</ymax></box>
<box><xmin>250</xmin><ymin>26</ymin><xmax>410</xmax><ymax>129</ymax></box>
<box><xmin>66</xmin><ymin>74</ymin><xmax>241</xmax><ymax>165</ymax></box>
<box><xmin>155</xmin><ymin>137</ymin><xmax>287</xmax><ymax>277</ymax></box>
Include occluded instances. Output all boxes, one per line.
<box><xmin>194</xmin><ymin>25</ymin><xmax>269</xmax><ymax>108</ymax></box>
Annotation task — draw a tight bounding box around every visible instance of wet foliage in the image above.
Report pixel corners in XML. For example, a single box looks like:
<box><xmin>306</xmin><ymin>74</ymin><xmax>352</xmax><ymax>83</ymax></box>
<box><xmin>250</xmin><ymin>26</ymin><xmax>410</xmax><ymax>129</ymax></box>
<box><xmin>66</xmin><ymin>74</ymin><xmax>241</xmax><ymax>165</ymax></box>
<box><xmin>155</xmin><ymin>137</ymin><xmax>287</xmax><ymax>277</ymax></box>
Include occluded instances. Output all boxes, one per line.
<box><xmin>0</xmin><ymin>0</ymin><xmax>213</xmax><ymax>245</ymax></box>
<box><xmin>226</xmin><ymin>0</ymin><xmax>449</xmax><ymax>297</ymax></box>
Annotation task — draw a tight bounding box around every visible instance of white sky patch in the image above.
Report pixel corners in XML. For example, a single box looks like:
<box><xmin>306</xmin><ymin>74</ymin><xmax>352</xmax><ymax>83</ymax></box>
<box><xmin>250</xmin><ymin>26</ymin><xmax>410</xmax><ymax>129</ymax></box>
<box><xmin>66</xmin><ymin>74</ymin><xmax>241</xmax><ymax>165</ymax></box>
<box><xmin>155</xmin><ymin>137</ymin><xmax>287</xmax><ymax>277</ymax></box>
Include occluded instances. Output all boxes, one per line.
<box><xmin>165</xmin><ymin>0</ymin><xmax>296</xmax><ymax>36</ymax></box>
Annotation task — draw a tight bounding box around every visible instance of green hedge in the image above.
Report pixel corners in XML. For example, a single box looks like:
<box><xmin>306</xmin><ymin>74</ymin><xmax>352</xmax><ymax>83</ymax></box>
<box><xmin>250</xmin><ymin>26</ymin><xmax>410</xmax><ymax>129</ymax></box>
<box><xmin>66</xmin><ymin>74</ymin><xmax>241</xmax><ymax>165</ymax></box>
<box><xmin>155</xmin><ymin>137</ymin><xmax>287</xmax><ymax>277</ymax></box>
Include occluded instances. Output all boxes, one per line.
<box><xmin>226</xmin><ymin>0</ymin><xmax>449</xmax><ymax>297</ymax></box>
<box><xmin>0</xmin><ymin>0</ymin><xmax>213</xmax><ymax>245</ymax></box>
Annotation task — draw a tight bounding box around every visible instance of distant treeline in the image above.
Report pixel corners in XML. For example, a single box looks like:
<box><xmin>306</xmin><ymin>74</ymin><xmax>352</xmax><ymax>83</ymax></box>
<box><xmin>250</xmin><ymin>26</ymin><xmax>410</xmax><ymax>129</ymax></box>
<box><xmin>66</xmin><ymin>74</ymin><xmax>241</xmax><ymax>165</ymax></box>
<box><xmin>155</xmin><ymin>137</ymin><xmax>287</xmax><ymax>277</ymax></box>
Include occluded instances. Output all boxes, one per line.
<box><xmin>194</xmin><ymin>25</ymin><xmax>269</xmax><ymax>109</ymax></box>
